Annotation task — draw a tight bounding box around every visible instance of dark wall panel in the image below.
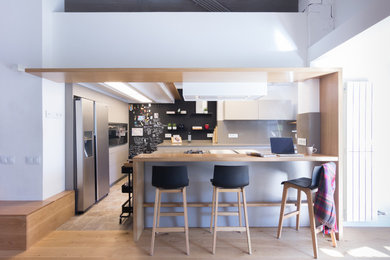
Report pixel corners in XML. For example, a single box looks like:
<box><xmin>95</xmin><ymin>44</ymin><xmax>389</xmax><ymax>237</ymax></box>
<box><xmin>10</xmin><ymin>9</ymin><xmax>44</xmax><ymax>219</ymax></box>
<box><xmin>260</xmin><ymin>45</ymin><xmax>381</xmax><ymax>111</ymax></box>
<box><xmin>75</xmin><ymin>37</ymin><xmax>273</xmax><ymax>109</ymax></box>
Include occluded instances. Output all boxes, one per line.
<box><xmin>129</xmin><ymin>99</ymin><xmax>217</xmax><ymax>158</ymax></box>
<box><xmin>65</xmin><ymin>0</ymin><xmax>298</xmax><ymax>12</ymax></box>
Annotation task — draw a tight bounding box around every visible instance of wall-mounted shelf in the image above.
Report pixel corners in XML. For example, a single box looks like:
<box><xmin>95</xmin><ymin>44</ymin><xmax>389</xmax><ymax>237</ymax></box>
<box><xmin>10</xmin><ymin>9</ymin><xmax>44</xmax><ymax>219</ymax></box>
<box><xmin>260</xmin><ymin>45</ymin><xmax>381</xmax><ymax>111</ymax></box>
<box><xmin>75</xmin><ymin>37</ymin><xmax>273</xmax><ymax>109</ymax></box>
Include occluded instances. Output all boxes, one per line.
<box><xmin>167</xmin><ymin>129</ymin><xmax>187</xmax><ymax>131</ymax></box>
<box><xmin>191</xmin><ymin>128</ymin><xmax>214</xmax><ymax>132</ymax></box>
<box><xmin>191</xmin><ymin>113</ymin><xmax>213</xmax><ymax>116</ymax></box>
<box><xmin>166</xmin><ymin>111</ymin><xmax>187</xmax><ymax>115</ymax></box>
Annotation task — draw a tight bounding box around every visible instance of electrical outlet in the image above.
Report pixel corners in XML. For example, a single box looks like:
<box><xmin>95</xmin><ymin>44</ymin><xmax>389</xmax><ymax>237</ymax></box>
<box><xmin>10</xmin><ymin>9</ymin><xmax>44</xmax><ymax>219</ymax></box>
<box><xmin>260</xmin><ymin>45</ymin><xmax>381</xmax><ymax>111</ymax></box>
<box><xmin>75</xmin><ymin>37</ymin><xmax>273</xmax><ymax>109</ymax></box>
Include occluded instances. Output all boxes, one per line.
<box><xmin>25</xmin><ymin>156</ymin><xmax>40</xmax><ymax>165</ymax></box>
<box><xmin>7</xmin><ymin>156</ymin><xmax>15</xmax><ymax>165</ymax></box>
<box><xmin>165</xmin><ymin>133</ymin><xmax>172</xmax><ymax>138</ymax></box>
<box><xmin>25</xmin><ymin>156</ymin><xmax>34</xmax><ymax>165</ymax></box>
<box><xmin>33</xmin><ymin>156</ymin><xmax>41</xmax><ymax>165</ymax></box>
<box><xmin>298</xmin><ymin>138</ymin><xmax>306</xmax><ymax>146</ymax></box>
<box><xmin>0</xmin><ymin>155</ymin><xmax>15</xmax><ymax>165</ymax></box>
<box><xmin>207</xmin><ymin>133</ymin><xmax>214</xmax><ymax>138</ymax></box>
<box><xmin>0</xmin><ymin>155</ymin><xmax>8</xmax><ymax>164</ymax></box>
<box><xmin>228</xmin><ymin>133</ymin><xmax>238</xmax><ymax>138</ymax></box>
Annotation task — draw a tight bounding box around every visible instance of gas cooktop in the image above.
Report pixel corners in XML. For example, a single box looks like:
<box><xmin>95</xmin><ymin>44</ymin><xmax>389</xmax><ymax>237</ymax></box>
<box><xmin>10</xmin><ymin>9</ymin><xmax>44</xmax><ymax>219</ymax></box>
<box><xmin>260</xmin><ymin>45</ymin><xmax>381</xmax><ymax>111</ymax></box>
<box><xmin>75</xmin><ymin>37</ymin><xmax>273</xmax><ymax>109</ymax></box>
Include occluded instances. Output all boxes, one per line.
<box><xmin>184</xmin><ymin>150</ymin><xmax>205</xmax><ymax>154</ymax></box>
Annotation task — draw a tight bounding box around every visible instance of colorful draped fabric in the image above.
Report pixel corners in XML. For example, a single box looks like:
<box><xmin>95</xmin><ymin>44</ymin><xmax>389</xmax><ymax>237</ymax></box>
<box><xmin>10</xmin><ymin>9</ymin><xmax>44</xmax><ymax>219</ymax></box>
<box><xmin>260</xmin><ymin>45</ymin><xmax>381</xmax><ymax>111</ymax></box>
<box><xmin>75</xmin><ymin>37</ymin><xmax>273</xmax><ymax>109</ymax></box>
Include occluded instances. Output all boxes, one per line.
<box><xmin>314</xmin><ymin>162</ymin><xmax>337</xmax><ymax>234</ymax></box>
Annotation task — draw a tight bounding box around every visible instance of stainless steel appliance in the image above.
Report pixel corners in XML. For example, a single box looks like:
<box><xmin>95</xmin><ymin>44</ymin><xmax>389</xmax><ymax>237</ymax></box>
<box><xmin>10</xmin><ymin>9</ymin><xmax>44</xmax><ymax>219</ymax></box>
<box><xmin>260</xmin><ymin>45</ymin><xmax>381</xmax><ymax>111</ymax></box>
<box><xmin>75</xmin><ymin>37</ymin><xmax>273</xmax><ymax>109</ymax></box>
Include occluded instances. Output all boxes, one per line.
<box><xmin>74</xmin><ymin>98</ymin><xmax>110</xmax><ymax>213</ymax></box>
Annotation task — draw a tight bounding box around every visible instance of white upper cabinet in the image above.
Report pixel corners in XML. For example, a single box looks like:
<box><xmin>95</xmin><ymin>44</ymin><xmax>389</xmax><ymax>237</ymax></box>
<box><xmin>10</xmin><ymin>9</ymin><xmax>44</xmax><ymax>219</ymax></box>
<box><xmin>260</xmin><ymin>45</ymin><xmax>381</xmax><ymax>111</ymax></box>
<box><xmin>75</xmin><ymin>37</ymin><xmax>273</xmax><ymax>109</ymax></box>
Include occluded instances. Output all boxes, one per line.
<box><xmin>224</xmin><ymin>101</ymin><xmax>259</xmax><ymax>120</ymax></box>
<box><xmin>222</xmin><ymin>84</ymin><xmax>298</xmax><ymax>120</ymax></box>
<box><xmin>223</xmin><ymin>100</ymin><xmax>295</xmax><ymax>120</ymax></box>
<box><xmin>258</xmin><ymin>100</ymin><xmax>295</xmax><ymax>120</ymax></box>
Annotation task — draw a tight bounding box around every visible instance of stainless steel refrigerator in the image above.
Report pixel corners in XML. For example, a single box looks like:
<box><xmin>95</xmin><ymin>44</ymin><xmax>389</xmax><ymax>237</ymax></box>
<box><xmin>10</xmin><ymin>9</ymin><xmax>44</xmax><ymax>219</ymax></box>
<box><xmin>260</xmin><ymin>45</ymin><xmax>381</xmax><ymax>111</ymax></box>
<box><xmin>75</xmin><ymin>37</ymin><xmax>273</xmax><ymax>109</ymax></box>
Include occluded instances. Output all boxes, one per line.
<box><xmin>74</xmin><ymin>98</ymin><xmax>110</xmax><ymax>213</ymax></box>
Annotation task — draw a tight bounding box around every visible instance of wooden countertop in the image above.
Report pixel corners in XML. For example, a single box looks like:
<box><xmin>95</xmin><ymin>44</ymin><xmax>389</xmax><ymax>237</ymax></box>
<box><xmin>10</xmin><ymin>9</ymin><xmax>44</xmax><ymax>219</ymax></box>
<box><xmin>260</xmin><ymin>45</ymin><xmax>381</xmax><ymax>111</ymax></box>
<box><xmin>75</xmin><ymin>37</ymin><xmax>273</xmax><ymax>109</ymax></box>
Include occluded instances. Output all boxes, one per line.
<box><xmin>157</xmin><ymin>140</ymin><xmax>269</xmax><ymax>148</ymax></box>
<box><xmin>133</xmin><ymin>152</ymin><xmax>338</xmax><ymax>162</ymax></box>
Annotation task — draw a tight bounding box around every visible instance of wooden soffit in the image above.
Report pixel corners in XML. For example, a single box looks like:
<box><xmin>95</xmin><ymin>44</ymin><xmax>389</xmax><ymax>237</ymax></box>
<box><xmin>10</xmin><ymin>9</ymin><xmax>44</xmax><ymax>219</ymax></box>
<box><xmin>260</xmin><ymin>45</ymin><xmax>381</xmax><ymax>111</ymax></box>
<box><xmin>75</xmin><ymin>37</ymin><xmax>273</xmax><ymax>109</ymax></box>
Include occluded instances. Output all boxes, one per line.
<box><xmin>25</xmin><ymin>67</ymin><xmax>341</xmax><ymax>84</ymax></box>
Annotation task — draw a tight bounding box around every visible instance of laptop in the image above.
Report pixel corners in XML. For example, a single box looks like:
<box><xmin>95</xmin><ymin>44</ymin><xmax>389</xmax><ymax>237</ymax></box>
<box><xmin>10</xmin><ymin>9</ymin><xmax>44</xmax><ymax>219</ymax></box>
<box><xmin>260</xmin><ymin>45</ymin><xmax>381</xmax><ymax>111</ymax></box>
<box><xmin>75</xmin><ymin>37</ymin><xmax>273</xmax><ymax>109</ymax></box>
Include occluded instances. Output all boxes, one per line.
<box><xmin>270</xmin><ymin>137</ymin><xmax>304</xmax><ymax>157</ymax></box>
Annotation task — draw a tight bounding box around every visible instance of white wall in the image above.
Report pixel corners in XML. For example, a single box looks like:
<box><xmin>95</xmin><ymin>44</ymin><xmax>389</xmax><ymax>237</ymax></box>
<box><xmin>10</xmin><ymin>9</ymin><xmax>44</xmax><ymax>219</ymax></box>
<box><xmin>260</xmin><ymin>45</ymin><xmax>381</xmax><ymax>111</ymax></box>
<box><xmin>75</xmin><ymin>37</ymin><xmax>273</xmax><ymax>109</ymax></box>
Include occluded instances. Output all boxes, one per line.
<box><xmin>308</xmin><ymin>0</ymin><xmax>390</xmax><ymax>61</ymax></box>
<box><xmin>0</xmin><ymin>0</ymin><xmax>44</xmax><ymax>200</ymax></box>
<box><xmin>50</xmin><ymin>12</ymin><xmax>307</xmax><ymax>68</ymax></box>
<box><xmin>297</xmin><ymin>79</ymin><xmax>319</xmax><ymax>114</ymax></box>
<box><xmin>73</xmin><ymin>85</ymin><xmax>129</xmax><ymax>184</ymax></box>
<box><xmin>41</xmin><ymin>0</ymin><xmax>66</xmax><ymax>199</ymax></box>
<box><xmin>311</xmin><ymin>16</ymin><xmax>390</xmax><ymax>223</ymax></box>
<box><xmin>42</xmin><ymin>79</ymin><xmax>65</xmax><ymax>199</ymax></box>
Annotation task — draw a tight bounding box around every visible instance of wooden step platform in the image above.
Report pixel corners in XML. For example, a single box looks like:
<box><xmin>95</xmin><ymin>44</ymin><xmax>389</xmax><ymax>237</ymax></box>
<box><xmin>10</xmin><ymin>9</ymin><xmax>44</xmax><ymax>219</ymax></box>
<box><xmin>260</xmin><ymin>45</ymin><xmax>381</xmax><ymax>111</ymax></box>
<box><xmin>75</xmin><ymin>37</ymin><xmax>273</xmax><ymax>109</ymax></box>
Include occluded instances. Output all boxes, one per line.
<box><xmin>0</xmin><ymin>191</ymin><xmax>75</xmax><ymax>250</ymax></box>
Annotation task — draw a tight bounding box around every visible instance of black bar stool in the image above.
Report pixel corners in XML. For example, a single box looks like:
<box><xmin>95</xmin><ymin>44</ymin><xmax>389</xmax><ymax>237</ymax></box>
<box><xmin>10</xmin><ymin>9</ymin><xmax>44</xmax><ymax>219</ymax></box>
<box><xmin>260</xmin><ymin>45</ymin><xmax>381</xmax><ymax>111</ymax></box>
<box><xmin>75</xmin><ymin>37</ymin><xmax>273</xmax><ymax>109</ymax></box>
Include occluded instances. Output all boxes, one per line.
<box><xmin>150</xmin><ymin>166</ymin><xmax>190</xmax><ymax>256</ymax></box>
<box><xmin>276</xmin><ymin>165</ymin><xmax>337</xmax><ymax>259</ymax></box>
<box><xmin>209</xmin><ymin>165</ymin><xmax>251</xmax><ymax>255</ymax></box>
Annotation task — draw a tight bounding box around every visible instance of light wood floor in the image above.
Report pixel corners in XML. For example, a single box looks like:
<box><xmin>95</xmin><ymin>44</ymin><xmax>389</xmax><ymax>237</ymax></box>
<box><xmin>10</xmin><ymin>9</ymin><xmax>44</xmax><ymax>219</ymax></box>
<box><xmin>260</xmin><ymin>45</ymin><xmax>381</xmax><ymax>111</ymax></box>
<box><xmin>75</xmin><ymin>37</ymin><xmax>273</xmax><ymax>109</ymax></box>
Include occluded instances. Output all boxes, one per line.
<box><xmin>57</xmin><ymin>177</ymin><xmax>132</xmax><ymax>231</ymax></box>
<box><xmin>2</xmin><ymin>179</ymin><xmax>390</xmax><ymax>259</ymax></box>
<box><xmin>1</xmin><ymin>227</ymin><xmax>390</xmax><ymax>259</ymax></box>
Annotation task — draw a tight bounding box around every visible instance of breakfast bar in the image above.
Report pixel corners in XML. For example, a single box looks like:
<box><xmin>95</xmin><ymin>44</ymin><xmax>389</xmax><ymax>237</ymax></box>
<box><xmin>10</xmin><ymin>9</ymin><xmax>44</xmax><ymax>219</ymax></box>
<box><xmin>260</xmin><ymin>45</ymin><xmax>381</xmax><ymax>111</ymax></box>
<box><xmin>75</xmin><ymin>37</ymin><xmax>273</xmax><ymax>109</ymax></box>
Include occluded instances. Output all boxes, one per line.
<box><xmin>132</xmin><ymin>151</ymin><xmax>339</xmax><ymax>241</ymax></box>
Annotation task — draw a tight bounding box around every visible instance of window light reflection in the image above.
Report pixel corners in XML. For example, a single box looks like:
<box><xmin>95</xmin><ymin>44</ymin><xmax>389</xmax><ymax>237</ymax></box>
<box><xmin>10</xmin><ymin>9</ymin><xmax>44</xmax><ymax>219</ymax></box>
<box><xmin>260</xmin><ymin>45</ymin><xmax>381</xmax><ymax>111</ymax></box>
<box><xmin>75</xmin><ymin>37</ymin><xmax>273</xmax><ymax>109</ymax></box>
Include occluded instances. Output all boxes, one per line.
<box><xmin>384</xmin><ymin>246</ymin><xmax>390</xmax><ymax>252</ymax></box>
<box><xmin>348</xmin><ymin>247</ymin><xmax>390</xmax><ymax>258</ymax></box>
<box><xmin>320</xmin><ymin>248</ymin><xmax>344</xmax><ymax>257</ymax></box>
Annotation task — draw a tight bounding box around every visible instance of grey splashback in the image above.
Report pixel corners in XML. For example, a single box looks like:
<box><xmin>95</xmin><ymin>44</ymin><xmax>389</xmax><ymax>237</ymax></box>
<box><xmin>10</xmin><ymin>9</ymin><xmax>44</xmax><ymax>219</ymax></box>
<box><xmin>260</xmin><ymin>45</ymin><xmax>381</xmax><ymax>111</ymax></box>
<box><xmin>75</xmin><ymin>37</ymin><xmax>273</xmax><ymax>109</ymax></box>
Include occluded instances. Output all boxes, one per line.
<box><xmin>296</xmin><ymin>112</ymin><xmax>321</xmax><ymax>153</ymax></box>
<box><xmin>217</xmin><ymin>120</ymin><xmax>296</xmax><ymax>145</ymax></box>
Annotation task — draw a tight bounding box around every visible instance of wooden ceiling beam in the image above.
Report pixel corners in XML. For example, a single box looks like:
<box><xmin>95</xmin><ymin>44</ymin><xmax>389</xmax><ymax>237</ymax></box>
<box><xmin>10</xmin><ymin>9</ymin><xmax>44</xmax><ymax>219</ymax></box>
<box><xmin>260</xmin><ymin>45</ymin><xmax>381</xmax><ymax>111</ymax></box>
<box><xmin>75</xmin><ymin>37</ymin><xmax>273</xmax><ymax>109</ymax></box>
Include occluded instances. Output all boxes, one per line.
<box><xmin>163</xmin><ymin>82</ymin><xmax>182</xmax><ymax>100</ymax></box>
<box><xmin>25</xmin><ymin>67</ymin><xmax>341</xmax><ymax>84</ymax></box>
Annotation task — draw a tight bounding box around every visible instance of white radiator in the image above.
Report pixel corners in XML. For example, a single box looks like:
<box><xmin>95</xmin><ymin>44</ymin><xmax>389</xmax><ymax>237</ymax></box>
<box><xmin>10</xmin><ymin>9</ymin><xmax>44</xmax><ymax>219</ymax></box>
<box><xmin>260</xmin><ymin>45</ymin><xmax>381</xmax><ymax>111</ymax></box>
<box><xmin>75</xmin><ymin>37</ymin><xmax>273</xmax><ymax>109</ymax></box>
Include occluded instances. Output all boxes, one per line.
<box><xmin>346</xmin><ymin>81</ymin><xmax>374</xmax><ymax>222</ymax></box>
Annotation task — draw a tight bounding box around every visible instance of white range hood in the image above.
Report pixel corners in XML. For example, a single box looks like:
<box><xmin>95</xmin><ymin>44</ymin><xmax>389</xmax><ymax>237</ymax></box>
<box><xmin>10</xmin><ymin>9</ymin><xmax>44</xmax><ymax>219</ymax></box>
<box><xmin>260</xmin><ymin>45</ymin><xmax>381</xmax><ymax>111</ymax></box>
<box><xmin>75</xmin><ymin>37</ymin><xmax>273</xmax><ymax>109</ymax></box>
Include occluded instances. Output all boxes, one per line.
<box><xmin>182</xmin><ymin>72</ymin><xmax>267</xmax><ymax>101</ymax></box>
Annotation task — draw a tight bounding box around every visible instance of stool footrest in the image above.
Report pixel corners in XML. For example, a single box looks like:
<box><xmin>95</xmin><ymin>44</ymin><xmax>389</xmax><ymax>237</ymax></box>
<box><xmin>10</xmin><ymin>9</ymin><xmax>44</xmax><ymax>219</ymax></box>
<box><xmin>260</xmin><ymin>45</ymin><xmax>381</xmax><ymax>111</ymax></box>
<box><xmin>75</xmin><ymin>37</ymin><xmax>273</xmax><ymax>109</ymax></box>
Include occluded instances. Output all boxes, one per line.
<box><xmin>217</xmin><ymin>211</ymin><xmax>239</xmax><ymax>216</ymax></box>
<box><xmin>218</xmin><ymin>188</ymin><xmax>241</xmax><ymax>193</ymax></box>
<box><xmin>159</xmin><ymin>189</ymin><xmax>183</xmax><ymax>193</ymax></box>
<box><xmin>215</xmin><ymin>226</ymin><xmax>247</xmax><ymax>232</ymax></box>
<box><xmin>159</xmin><ymin>212</ymin><xmax>184</xmax><ymax>217</ymax></box>
<box><xmin>155</xmin><ymin>227</ymin><xmax>185</xmax><ymax>233</ymax></box>
<box><xmin>284</xmin><ymin>210</ymin><xmax>300</xmax><ymax>219</ymax></box>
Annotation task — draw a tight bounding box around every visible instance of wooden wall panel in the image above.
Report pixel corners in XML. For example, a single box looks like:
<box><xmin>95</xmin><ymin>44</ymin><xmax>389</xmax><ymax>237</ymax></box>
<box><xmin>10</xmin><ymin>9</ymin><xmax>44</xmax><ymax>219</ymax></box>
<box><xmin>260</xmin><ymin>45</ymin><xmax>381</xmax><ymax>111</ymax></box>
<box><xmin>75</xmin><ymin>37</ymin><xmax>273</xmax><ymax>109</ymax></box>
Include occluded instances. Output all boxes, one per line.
<box><xmin>319</xmin><ymin>71</ymin><xmax>343</xmax><ymax>240</ymax></box>
<box><xmin>0</xmin><ymin>191</ymin><xmax>75</xmax><ymax>250</ymax></box>
<box><xmin>320</xmin><ymin>72</ymin><xmax>339</xmax><ymax>156</ymax></box>
<box><xmin>0</xmin><ymin>216</ymin><xmax>26</xmax><ymax>250</ymax></box>
<box><xmin>26</xmin><ymin>192</ymin><xmax>75</xmax><ymax>248</ymax></box>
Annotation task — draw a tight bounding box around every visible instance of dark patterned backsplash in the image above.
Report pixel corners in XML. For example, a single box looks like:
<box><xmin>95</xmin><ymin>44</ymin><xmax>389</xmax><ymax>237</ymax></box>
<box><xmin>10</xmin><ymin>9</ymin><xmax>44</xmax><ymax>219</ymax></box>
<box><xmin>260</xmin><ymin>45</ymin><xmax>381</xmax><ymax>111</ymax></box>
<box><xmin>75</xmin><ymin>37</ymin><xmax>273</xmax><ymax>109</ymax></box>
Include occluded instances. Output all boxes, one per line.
<box><xmin>129</xmin><ymin>99</ymin><xmax>217</xmax><ymax>158</ymax></box>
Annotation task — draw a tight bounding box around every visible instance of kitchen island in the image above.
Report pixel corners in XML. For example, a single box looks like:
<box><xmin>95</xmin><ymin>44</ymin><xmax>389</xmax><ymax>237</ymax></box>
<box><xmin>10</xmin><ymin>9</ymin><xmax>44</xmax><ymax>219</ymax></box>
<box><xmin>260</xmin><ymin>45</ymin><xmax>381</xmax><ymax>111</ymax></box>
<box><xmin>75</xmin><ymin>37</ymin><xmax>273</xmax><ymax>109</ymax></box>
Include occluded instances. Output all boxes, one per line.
<box><xmin>132</xmin><ymin>151</ymin><xmax>338</xmax><ymax>241</ymax></box>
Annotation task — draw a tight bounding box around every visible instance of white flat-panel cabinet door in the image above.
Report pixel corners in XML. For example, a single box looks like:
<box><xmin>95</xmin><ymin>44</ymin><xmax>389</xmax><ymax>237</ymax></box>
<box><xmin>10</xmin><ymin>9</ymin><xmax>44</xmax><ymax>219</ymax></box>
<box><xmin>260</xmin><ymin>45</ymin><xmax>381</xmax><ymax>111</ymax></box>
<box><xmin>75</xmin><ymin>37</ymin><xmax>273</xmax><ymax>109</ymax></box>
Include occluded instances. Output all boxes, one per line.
<box><xmin>224</xmin><ymin>101</ymin><xmax>259</xmax><ymax>120</ymax></box>
<box><xmin>258</xmin><ymin>100</ymin><xmax>295</xmax><ymax>120</ymax></box>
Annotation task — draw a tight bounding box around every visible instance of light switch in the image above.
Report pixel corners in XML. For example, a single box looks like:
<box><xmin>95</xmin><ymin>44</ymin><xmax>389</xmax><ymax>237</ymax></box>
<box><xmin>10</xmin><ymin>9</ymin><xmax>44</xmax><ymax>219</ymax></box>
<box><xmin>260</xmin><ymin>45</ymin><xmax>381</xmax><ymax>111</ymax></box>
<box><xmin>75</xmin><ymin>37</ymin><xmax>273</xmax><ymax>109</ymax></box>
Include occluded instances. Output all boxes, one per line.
<box><xmin>298</xmin><ymin>138</ymin><xmax>306</xmax><ymax>146</ymax></box>
<box><xmin>228</xmin><ymin>133</ymin><xmax>238</xmax><ymax>138</ymax></box>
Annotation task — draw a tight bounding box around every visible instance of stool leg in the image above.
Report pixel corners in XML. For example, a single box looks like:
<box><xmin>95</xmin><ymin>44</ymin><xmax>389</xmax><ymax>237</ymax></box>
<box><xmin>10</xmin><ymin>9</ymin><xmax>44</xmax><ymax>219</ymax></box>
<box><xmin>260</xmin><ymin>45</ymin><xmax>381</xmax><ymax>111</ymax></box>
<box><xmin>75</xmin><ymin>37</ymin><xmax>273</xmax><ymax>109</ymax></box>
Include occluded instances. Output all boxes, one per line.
<box><xmin>156</xmin><ymin>189</ymin><xmax>162</xmax><ymax>231</ymax></box>
<box><xmin>306</xmin><ymin>190</ymin><xmax>318</xmax><ymax>259</ymax></box>
<box><xmin>183</xmin><ymin>187</ymin><xmax>190</xmax><ymax>255</ymax></box>
<box><xmin>237</xmin><ymin>191</ymin><xmax>243</xmax><ymax>230</ymax></box>
<box><xmin>331</xmin><ymin>230</ymin><xmax>337</xmax><ymax>248</ymax></box>
<box><xmin>212</xmin><ymin>188</ymin><xmax>219</xmax><ymax>254</ymax></box>
<box><xmin>242</xmin><ymin>187</ymin><xmax>252</xmax><ymax>255</ymax></box>
<box><xmin>277</xmin><ymin>185</ymin><xmax>288</xmax><ymax>239</ymax></box>
<box><xmin>210</xmin><ymin>186</ymin><xmax>215</xmax><ymax>233</ymax></box>
<box><xmin>150</xmin><ymin>188</ymin><xmax>160</xmax><ymax>256</ymax></box>
<box><xmin>296</xmin><ymin>189</ymin><xmax>302</xmax><ymax>231</ymax></box>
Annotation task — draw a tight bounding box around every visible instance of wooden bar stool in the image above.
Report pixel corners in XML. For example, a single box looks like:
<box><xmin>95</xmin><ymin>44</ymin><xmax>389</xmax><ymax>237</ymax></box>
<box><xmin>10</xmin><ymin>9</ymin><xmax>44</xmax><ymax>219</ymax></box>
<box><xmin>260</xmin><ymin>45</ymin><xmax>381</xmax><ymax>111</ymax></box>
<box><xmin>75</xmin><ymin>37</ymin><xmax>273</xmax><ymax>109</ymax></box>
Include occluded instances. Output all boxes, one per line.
<box><xmin>276</xmin><ymin>165</ymin><xmax>337</xmax><ymax>259</ymax></box>
<box><xmin>210</xmin><ymin>165</ymin><xmax>251</xmax><ymax>255</ymax></box>
<box><xmin>150</xmin><ymin>166</ymin><xmax>190</xmax><ymax>256</ymax></box>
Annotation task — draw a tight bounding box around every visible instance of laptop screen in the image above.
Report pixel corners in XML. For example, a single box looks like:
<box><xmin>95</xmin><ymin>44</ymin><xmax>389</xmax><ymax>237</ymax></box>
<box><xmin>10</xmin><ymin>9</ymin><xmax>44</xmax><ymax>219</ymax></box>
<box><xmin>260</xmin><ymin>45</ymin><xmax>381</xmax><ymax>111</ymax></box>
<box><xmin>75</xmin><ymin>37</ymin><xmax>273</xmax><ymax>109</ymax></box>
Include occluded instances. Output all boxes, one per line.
<box><xmin>270</xmin><ymin>137</ymin><xmax>295</xmax><ymax>154</ymax></box>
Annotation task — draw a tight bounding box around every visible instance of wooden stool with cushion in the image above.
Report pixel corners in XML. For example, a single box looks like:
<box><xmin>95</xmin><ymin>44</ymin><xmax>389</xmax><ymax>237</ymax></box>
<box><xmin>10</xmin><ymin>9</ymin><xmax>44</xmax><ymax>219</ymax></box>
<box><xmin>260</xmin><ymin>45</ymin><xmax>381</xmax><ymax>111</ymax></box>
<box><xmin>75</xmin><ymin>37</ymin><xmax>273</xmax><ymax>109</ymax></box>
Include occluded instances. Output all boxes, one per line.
<box><xmin>150</xmin><ymin>166</ymin><xmax>190</xmax><ymax>256</ymax></box>
<box><xmin>210</xmin><ymin>165</ymin><xmax>252</xmax><ymax>255</ymax></box>
<box><xmin>276</xmin><ymin>165</ymin><xmax>337</xmax><ymax>259</ymax></box>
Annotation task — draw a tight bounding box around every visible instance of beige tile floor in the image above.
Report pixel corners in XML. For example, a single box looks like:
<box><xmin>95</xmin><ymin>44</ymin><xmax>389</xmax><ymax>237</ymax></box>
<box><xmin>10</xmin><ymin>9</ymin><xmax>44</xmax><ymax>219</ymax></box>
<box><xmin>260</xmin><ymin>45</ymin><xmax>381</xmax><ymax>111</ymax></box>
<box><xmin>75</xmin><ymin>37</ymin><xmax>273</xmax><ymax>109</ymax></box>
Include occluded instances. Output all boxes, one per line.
<box><xmin>58</xmin><ymin>176</ymin><xmax>132</xmax><ymax>231</ymax></box>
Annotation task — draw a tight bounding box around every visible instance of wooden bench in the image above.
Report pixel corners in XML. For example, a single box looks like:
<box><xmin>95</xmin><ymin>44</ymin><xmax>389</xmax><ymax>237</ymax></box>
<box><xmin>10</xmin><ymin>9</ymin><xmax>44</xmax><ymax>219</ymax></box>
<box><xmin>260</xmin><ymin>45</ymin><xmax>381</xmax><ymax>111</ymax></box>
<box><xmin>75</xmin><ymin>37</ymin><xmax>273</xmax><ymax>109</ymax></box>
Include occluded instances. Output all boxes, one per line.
<box><xmin>0</xmin><ymin>191</ymin><xmax>75</xmax><ymax>250</ymax></box>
